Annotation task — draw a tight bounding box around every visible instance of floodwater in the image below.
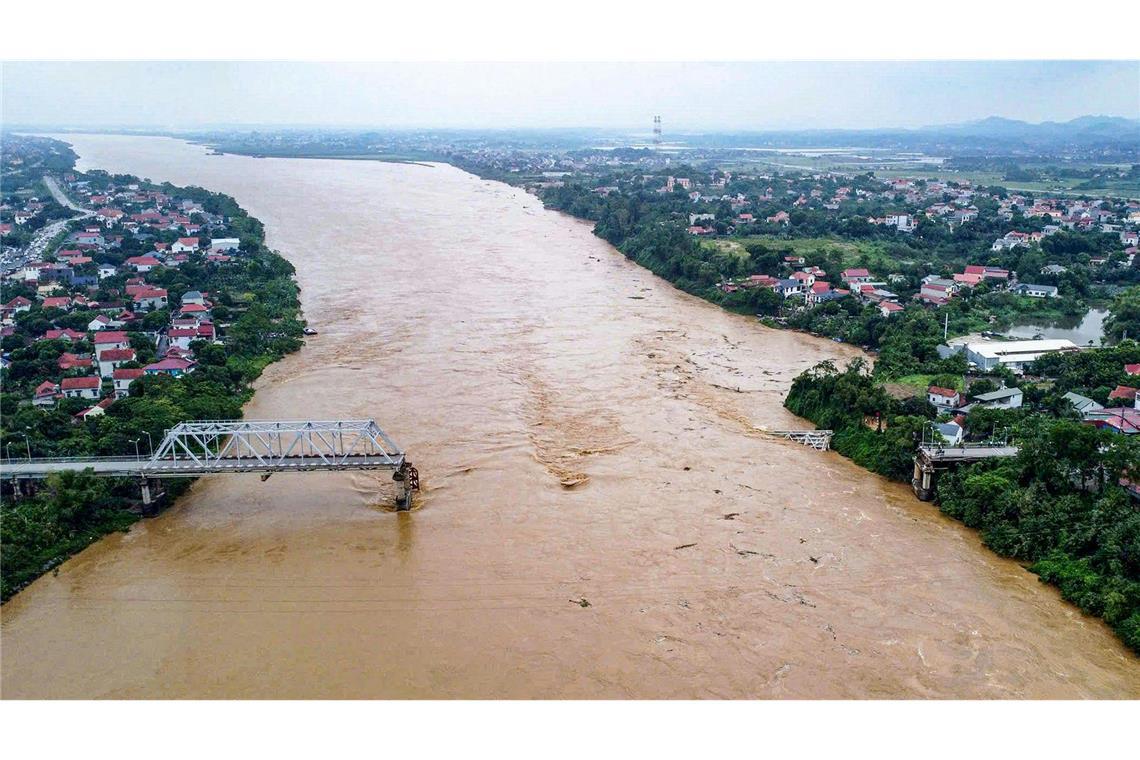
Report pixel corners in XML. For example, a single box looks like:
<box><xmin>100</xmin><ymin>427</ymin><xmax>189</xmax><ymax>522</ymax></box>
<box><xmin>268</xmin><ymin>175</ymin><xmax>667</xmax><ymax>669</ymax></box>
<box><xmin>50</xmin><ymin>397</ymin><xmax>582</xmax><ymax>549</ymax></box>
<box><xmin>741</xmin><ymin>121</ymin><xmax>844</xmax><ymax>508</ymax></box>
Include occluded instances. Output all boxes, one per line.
<box><xmin>2</xmin><ymin>135</ymin><xmax>1137</xmax><ymax>698</ymax></box>
<box><xmin>1007</xmin><ymin>308</ymin><xmax>1109</xmax><ymax>346</ymax></box>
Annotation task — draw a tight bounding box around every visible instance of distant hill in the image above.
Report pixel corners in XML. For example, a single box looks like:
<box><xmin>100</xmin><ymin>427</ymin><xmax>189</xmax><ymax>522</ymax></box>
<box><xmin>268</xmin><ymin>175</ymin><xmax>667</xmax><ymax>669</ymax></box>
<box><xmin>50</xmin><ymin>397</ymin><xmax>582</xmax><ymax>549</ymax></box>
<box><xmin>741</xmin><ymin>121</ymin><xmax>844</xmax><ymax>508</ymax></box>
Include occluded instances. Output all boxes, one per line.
<box><xmin>680</xmin><ymin>115</ymin><xmax>1140</xmax><ymax>155</ymax></box>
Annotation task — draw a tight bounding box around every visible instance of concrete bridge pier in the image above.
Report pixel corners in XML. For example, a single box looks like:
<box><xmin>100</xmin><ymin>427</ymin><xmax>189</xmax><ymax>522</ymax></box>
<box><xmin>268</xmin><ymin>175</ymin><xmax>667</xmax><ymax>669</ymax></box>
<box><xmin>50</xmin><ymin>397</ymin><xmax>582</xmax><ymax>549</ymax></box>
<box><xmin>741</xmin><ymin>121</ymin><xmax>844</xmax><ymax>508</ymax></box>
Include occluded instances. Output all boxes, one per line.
<box><xmin>912</xmin><ymin>459</ymin><xmax>937</xmax><ymax>501</ymax></box>
<box><xmin>139</xmin><ymin>478</ymin><xmax>166</xmax><ymax>512</ymax></box>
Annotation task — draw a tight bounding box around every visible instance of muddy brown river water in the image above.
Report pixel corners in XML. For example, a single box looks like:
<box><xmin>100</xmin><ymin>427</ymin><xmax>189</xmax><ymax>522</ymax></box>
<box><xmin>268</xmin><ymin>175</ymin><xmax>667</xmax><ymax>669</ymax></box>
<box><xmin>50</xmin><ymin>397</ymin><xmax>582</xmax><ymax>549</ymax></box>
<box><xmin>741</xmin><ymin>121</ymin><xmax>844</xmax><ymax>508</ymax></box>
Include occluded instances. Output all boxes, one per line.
<box><xmin>2</xmin><ymin>135</ymin><xmax>1137</xmax><ymax>698</ymax></box>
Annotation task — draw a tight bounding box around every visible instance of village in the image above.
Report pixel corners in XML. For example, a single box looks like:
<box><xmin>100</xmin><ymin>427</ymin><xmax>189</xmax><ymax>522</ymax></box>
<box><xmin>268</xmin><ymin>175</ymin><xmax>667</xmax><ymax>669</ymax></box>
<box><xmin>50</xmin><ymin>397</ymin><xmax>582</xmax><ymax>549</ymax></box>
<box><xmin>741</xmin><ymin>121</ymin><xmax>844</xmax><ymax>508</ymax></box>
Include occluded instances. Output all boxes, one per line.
<box><xmin>1</xmin><ymin>162</ymin><xmax>250</xmax><ymax>431</ymax></box>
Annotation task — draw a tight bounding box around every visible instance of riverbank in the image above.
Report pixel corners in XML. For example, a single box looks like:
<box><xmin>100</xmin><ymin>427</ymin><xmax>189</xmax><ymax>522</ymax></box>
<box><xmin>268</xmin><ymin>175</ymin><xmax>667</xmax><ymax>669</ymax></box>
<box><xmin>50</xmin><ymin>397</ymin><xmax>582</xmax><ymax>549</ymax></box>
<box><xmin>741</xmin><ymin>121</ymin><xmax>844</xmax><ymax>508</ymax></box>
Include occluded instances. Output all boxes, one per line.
<box><xmin>0</xmin><ymin>137</ymin><xmax>305</xmax><ymax>601</ymax></box>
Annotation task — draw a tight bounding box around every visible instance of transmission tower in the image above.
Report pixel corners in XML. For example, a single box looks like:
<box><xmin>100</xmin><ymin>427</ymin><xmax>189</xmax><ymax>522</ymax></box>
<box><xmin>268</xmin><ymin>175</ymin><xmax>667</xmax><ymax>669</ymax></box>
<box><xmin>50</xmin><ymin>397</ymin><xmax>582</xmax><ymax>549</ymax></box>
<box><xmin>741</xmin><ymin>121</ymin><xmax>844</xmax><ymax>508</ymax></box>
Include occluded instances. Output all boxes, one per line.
<box><xmin>653</xmin><ymin>115</ymin><xmax>662</xmax><ymax>145</ymax></box>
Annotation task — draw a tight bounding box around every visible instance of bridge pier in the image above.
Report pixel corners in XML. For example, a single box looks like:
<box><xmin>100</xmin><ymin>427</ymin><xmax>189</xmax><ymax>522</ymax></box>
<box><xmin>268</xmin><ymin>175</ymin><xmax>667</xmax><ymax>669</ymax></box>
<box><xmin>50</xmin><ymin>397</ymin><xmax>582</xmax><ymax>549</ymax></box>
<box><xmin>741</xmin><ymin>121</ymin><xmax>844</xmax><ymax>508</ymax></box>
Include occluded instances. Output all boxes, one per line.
<box><xmin>139</xmin><ymin>478</ymin><xmax>166</xmax><ymax>512</ymax></box>
<box><xmin>912</xmin><ymin>459</ymin><xmax>937</xmax><ymax>502</ymax></box>
<box><xmin>392</xmin><ymin>462</ymin><xmax>420</xmax><ymax>511</ymax></box>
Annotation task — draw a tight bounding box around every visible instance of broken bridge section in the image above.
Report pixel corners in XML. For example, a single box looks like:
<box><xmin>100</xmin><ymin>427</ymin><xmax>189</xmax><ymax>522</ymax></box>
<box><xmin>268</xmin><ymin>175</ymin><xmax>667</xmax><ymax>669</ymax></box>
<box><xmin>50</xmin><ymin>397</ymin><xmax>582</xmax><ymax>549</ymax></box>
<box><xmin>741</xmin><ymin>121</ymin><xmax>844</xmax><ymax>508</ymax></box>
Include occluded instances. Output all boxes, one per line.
<box><xmin>3</xmin><ymin>419</ymin><xmax>418</xmax><ymax>509</ymax></box>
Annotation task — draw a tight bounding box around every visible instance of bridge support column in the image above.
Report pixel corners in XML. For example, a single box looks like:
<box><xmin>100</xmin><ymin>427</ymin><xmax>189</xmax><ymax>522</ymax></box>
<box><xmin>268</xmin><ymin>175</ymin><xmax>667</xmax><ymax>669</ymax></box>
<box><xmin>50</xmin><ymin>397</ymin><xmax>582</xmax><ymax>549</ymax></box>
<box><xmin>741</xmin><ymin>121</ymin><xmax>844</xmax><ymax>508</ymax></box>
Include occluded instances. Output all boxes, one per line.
<box><xmin>912</xmin><ymin>459</ymin><xmax>937</xmax><ymax>502</ymax></box>
<box><xmin>392</xmin><ymin>462</ymin><xmax>419</xmax><ymax>511</ymax></box>
<box><xmin>139</xmin><ymin>478</ymin><xmax>165</xmax><ymax>513</ymax></box>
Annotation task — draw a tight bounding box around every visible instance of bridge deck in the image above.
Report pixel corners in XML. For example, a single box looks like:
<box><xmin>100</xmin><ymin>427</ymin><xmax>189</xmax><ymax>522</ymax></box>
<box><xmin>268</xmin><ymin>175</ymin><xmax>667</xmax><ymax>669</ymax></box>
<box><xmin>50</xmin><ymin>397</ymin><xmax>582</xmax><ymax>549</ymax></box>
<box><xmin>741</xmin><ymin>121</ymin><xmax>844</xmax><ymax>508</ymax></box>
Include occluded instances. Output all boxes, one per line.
<box><xmin>3</xmin><ymin>454</ymin><xmax>405</xmax><ymax>480</ymax></box>
<box><xmin>918</xmin><ymin>445</ymin><xmax>1019</xmax><ymax>463</ymax></box>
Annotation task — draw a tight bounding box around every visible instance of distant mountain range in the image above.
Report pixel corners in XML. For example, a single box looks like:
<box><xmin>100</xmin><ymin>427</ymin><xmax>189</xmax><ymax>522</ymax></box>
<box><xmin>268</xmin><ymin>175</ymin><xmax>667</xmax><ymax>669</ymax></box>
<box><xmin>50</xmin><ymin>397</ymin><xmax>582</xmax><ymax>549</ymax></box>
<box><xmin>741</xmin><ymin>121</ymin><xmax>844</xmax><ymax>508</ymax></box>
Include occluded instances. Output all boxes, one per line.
<box><xmin>679</xmin><ymin>115</ymin><xmax>1140</xmax><ymax>155</ymax></box>
<box><xmin>922</xmin><ymin>115</ymin><xmax>1140</xmax><ymax>141</ymax></box>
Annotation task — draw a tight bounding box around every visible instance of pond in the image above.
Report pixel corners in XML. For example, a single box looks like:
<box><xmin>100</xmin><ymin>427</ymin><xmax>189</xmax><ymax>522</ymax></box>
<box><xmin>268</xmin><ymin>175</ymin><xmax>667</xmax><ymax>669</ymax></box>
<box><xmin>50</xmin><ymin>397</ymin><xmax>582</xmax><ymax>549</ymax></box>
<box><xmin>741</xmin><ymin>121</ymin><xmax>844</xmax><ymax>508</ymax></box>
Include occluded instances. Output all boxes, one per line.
<box><xmin>1005</xmin><ymin>308</ymin><xmax>1109</xmax><ymax>346</ymax></box>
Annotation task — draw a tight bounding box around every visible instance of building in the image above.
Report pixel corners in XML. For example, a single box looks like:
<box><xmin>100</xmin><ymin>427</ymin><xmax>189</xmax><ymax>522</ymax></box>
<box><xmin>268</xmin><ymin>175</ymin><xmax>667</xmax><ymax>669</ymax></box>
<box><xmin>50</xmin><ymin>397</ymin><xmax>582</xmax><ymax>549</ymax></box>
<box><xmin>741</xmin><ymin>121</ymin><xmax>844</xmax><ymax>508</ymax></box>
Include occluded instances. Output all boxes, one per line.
<box><xmin>60</xmin><ymin>375</ymin><xmax>101</xmax><ymax>400</ymax></box>
<box><xmin>928</xmin><ymin>386</ymin><xmax>961</xmax><ymax>410</ymax></box>
<box><xmin>1011</xmin><ymin>283</ymin><xmax>1059</xmax><ymax>298</ymax></box>
<box><xmin>970</xmin><ymin>387</ymin><xmax>1024</xmax><ymax>410</ymax></box>
<box><xmin>97</xmin><ymin>347</ymin><xmax>136</xmax><ymax>378</ymax></box>
<box><xmin>964</xmin><ymin>339</ymin><xmax>1080</xmax><ymax>373</ymax></box>
<box><xmin>1063</xmin><ymin>392</ymin><xmax>1104</xmax><ymax>416</ymax></box>
<box><xmin>935</xmin><ymin>421</ymin><xmax>965</xmax><ymax>446</ymax></box>
<box><xmin>112</xmin><ymin>367</ymin><xmax>146</xmax><ymax>397</ymax></box>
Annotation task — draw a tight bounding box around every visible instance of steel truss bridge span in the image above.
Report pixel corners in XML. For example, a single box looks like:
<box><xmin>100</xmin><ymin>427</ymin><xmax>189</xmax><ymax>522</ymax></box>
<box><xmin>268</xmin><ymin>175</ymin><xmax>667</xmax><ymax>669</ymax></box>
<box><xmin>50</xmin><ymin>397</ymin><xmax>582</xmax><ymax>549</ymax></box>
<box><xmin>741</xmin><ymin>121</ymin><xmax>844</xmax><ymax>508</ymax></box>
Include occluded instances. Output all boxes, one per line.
<box><xmin>2</xmin><ymin>419</ymin><xmax>419</xmax><ymax>509</ymax></box>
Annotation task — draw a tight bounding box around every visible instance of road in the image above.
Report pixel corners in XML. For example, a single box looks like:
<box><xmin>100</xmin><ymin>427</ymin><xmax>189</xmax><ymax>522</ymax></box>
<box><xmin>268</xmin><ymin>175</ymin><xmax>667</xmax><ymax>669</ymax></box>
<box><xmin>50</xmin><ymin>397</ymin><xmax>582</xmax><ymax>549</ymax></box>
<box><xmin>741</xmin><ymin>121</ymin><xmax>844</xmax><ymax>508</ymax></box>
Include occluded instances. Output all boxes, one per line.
<box><xmin>0</xmin><ymin>175</ymin><xmax>93</xmax><ymax>276</ymax></box>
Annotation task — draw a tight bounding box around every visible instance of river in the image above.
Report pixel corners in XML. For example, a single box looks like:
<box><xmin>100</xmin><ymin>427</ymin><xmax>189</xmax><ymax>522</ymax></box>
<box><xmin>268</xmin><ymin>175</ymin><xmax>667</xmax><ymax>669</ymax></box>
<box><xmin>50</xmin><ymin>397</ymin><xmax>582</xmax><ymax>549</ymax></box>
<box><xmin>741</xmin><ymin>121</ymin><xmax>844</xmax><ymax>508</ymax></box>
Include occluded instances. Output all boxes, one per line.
<box><xmin>2</xmin><ymin>135</ymin><xmax>1137</xmax><ymax>698</ymax></box>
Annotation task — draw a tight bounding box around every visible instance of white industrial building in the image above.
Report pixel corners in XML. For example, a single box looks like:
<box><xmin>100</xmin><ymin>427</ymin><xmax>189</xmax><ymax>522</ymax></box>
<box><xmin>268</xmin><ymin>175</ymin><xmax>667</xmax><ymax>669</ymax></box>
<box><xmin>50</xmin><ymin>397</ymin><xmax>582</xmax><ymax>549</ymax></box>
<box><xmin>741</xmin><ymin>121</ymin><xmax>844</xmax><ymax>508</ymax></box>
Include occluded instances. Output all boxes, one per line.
<box><xmin>964</xmin><ymin>339</ymin><xmax>1080</xmax><ymax>373</ymax></box>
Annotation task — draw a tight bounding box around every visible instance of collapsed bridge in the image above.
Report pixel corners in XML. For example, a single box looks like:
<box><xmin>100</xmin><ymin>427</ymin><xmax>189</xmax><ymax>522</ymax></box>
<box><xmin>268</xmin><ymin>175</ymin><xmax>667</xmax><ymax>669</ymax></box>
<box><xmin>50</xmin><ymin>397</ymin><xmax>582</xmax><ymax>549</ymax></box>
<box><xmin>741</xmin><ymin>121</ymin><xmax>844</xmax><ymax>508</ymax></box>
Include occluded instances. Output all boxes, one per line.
<box><xmin>2</xmin><ymin>419</ymin><xmax>420</xmax><ymax>509</ymax></box>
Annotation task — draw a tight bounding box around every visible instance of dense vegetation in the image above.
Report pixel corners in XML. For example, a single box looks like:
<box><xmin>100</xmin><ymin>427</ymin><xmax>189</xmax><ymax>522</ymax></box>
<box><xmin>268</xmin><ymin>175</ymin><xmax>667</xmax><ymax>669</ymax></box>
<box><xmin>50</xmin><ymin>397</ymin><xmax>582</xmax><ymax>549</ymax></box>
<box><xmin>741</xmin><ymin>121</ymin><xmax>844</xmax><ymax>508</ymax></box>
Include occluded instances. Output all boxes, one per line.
<box><xmin>785</xmin><ymin>356</ymin><xmax>1140</xmax><ymax>653</ymax></box>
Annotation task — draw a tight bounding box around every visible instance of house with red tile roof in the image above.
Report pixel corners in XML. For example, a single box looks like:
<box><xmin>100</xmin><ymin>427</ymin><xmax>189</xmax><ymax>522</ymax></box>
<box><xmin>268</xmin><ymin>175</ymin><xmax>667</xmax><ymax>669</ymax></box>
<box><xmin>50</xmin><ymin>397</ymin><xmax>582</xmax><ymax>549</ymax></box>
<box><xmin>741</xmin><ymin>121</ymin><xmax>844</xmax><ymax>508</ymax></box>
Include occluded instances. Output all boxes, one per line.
<box><xmin>125</xmin><ymin>255</ymin><xmax>162</xmax><ymax>273</ymax></box>
<box><xmin>93</xmin><ymin>331</ymin><xmax>130</xmax><ymax>351</ymax></box>
<box><xmin>33</xmin><ymin>380</ymin><xmax>60</xmax><ymax>407</ymax></box>
<box><xmin>171</xmin><ymin>237</ymin><xmax>200</xmax><ymax>253</ymax></box>
<box><xmin>112</xmin><ymin>367</ymin><xmax>146</xmax><ymax>397</ymax></box>
<box><xmin>928</xmin><ymin>386</ymin><xmax>961</xmax><ymax>410</ymax></box>
<box><xmin>97</xmin><ymin>347</ymin><xmax>136</xmax><ymax>378</ymax></box>
<box><xmin>60</xmin><ymin>375</ymin><xmax>101</xmax><ymax>399</ymax></box>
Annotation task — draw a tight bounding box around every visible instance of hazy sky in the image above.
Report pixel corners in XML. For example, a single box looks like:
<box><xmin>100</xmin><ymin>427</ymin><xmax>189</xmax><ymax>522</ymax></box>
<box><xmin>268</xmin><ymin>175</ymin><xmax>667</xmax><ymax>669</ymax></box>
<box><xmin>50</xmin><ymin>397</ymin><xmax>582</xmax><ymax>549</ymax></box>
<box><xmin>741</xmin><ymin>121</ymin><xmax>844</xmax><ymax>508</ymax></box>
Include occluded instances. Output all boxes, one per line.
<box><xmin>3</xmin><ymin>61</ymin><xmax>1137</xmax><ymax>131</ymax></box>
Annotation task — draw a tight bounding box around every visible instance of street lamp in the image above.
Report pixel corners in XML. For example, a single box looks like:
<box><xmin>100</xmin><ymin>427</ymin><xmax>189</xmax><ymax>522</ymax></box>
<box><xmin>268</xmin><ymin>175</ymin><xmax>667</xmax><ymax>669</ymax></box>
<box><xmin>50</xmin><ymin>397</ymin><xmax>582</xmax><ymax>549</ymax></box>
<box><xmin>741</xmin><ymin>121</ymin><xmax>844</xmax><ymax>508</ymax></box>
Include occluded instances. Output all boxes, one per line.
<box><xmin>130</xmin><ymin>438</ymin><xmax>140</xmax><ymax>461</ymax></box>
<box><xmin>5</xmin><ymin>442</ymin><xmax>14</xmax><ymax>462</ymax></box>
<box><xmin>21</xmin><ymin>432</ymin><xmax>31</xmax><ymax>461</ymax></box>
<box><xmin>143</xmin><ymin>431</ymin><xmax>154</xmax><ymax>457</ymax></box>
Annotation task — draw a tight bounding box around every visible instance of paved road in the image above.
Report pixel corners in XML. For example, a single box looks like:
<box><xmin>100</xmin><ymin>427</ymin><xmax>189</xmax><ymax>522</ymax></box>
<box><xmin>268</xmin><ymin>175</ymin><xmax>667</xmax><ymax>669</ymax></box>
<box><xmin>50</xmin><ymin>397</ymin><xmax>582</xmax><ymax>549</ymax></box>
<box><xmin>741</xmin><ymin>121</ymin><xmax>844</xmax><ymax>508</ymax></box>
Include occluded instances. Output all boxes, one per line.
<box><xmin>0</xmin><ymin>175</ymin><xmax>93</xmax><ymax>275</ymax></box>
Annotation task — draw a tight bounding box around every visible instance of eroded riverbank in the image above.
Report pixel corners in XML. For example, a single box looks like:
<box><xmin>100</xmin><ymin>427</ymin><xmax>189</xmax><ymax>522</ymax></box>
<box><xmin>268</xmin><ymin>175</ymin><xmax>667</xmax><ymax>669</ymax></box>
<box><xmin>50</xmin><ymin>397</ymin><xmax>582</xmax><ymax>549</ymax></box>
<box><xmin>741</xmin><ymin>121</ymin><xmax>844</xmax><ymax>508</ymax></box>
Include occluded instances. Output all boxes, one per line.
<box><xmin>2</xmin><ymin>134</ymin><xmax>1137</xmax><ymax>698</ymax></box>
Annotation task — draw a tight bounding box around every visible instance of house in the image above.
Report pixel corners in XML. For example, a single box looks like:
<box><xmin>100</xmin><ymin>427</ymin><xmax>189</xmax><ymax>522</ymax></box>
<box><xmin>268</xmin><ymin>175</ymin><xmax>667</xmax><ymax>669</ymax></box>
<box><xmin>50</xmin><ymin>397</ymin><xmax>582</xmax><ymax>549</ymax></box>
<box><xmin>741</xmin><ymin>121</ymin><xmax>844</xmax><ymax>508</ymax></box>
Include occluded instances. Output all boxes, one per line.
<box><xmin>181</xmin><ymin>290</ymin><xmax>207</xmax><ymax>306</ymax></box>
<box><xmin>171</xmin><ymin>237</ymin><xmax>200</xmax><ymax>253</ymax></box>
<box><xmin>60</xmin><ymin>375</ymin><xmax>101</xmax><ymax>400</ymax></box>
<box><xmin>878</xmin><ymin>301</ymin><xmax>904</xmax><ymax>318</ymax></box>
<box><xmin>1126</xmin><ymin>364</ymin><xmax>1140</xmax><ymax>377</ymax></box>
<box><xmin>41</xmin><ymin>296</ymin><xmax>72</xmax><ymax>311</ymax></box>
<box><xmin>33</xmin><ymin>380</ymin><xmax>60</xmax><ymax>407</ymax></box>
<box><xmin>97</xmin><ymin>347</ymin><xmax>136</xmax><ymax>378</ymax></box>
<box><xmin>1108</xmin><ymin>385</ymin><xmax>1138</xmax><ymax>404</ymax></box>
<box><xmin>58</xmin><ymin>352</ymin><xmax>93</xmax><ymax>371</ymax></box>
<box><xmin>841</xmin><ymin>268</ymin><xmax>873</xmax><ymax>285</ymax></box>
<box><xmin>971</xmin><ymin>387</ymin><xmax>1024</xmax><ymax>410</ymax></box>
<box><xmin>144</xmin><ymin>357</ymin><xmax>196</xmax><ymax>377</ymax></box>
<box><xmin>1011</xmin><ymin>283</ymin><xmax>1059</xmax><ymax>298</ymax></box>
<box><xmin>1063</xmin><ymin>392</ymin><xmax>1104</xmax><ymax>416</ymax></box>
<box><xmin>1083</xmin><ymin>407</ymin><xmax>1140</xmax><ymax>435</ymax></box>
<box><xmin>98</xmin><ymin>264</ymin><xmax>118</xmax><ymax>279</ymax></box>
<box><xmin>928</xmin><ymin>386</ymin><xmax>961</xmax><ymax>410</ymax></box>
<box><xmin>935</xmin><ymin>421</ymin><xmax>965</xmax><ymax>446</ymax></box>
<box><xmin>93</xmin><ymin>331</ymin><xmax>131</xmax><ymax>351</ymax></box>
<box><xmin>125</xmin><ymin>255</ymin><xmax>161</xmax><ymax>273</ymax></box>
<box><xmin>766</xmin><ymin>211</ymin><xmax>790</xmax><ymax>225</ymax></box>
<box><xmin>775</xmin><ymin>279</ymin><xmax>803</xmax><ymax>298</ymax></box>
<box><xmin>166</xmin><ymin>327</ymin><xmax>199</xmax><ymax>350</ymax></box>
<box><xmin>4</xmin><ymin>296</ymin><xmax>33</xmax><ymax>314</ymax></box>
<box><xmin>88</xmin><ymin>314</ymin><xmax>113</xmax><ymax>331</ymax></box>
<box><xmin>112</xmin><ymin>367</ymin><xmax>146</xmax><ymax>397</ymax></box>
<box><xmin>76</xmin><ymin>397</ymin><xmax>114</xmax><ymax>421</ymax></box>
<box><xmin>132</xmin><ymin>287</ymin><xmax>169</xmax><ymax>311</ymax></box>
<box><xmin>41</xmin><ymin>328</ymin><xmax>87</xmax><ymax>342</ymax></box>
<box><xmin>1040</xmin><ymin>264</ymin><xmax>1067</xmax><ymax>275</ymax></box>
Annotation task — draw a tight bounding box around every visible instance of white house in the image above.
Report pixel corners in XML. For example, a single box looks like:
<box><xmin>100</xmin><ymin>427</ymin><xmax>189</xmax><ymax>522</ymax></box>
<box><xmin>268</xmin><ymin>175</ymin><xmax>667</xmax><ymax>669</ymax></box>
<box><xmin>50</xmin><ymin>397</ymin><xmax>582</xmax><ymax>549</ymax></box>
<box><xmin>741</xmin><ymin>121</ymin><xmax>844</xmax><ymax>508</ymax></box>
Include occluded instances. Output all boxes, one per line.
<box><xmin>97</xmin><ymin>348</ymin><xmax>136</xmax><ymax>378</ymax></box>
<box><xmin>936</xmin><ymin>421</ymin><xmax>965</xmax><ymax>446</ymax></box>
<box><xmin>171</xmin><ymin>237</ymin><xmax>200</xmax><ymax>253</ymax></box>
<box><xmin>112</xmin><ymin>368</ymin><xmax>145</xmax><ymax>397</ymax></box>
<box><xmin>1011</xmin><ymin>283</ymin><xmax>1059</xmax><ymax>298</ymax></box>
<box><xmin>60</xmin><ymin>375</ymin><xmax>101</xmax><ymax>400</ymax></box>
<box><xmin>928</xmin><ymin>385</ymin><xmax>961</xmax><ymax>410</ymax></box>
<box><xmin>98</xmin><ymin>264</ymin><xmax>118</xmax><ymax>279</ymax></box>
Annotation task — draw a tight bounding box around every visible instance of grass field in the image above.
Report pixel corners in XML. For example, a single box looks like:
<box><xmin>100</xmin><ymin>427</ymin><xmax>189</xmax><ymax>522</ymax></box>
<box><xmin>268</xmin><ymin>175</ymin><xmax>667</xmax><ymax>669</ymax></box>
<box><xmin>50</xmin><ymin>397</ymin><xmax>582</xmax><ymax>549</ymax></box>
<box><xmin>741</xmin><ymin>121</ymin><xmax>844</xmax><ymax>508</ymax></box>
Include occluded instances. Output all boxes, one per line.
<box><xmin>707</xmin><ymin>235</ymin><xmax>892</xmax><ymax>270</ymax></box>
<box><xmin>728</xmin><ymin>154</ymin><xmax>1140</xmax><ymax>199</ymax></box>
